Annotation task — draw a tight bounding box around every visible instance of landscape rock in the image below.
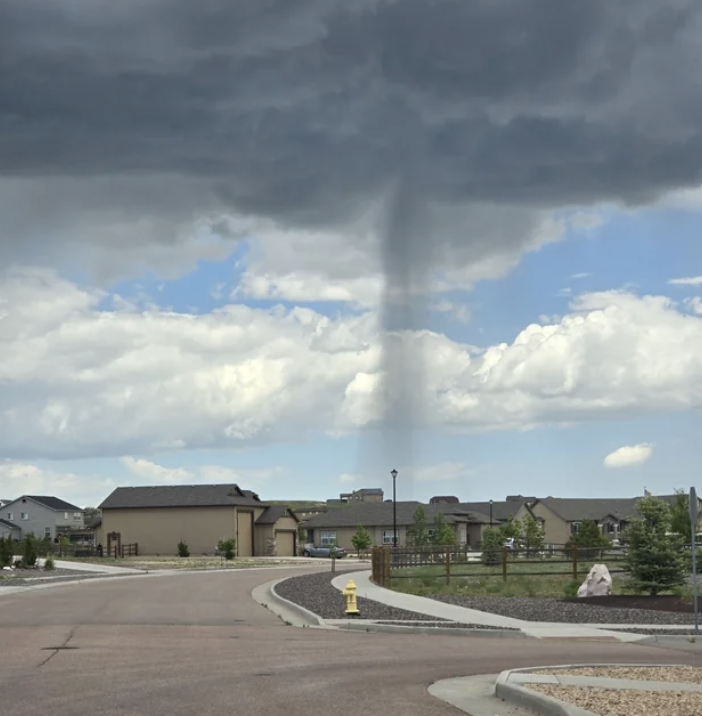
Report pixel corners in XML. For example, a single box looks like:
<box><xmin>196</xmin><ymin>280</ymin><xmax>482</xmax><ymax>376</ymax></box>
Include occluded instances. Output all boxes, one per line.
<box><xmin>577</xmin><ymin>564</ymin><xmax>612</xmax><ymax>598</ymax></box>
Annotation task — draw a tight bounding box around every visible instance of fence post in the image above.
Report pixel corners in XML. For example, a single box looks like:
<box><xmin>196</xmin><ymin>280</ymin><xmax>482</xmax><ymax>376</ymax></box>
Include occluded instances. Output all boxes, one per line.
<box><xmin>572</xmin><ymin>544</ymin><xmax>578</xmax><ymax>581</ymax></box>
<box><xmin>502</xmin><ymin>547</ymin><xmax>508</xmax><ymax>581</ymax></box>
<box><xmin>135</xmin><ymin>543</ymin><xmax>138</xmax><ymax>557</ymax></box>
<box><xmin>445</xmin><ymin>546</ymin><xmax>450</xmax><ymax>585</ymax></box>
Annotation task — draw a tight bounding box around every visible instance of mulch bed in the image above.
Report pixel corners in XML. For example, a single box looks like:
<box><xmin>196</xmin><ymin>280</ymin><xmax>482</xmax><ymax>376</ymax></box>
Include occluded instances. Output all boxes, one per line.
<box><xmin>562</xmin><ymin>594</ymin><xmax>700</xmax><ymax>613</ymax></box>
<box><xmin>274</xmin><ymin>571</ymin><xmax>447</xmax><ymax>621</ymax></box>
<box><xmin>430</xmin><ymin>594</ymin><xmax>697</xmax><ymax>624</ymax></box>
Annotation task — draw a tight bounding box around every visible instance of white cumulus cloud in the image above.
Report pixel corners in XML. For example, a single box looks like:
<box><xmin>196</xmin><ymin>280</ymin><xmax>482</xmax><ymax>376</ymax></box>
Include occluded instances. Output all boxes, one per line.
<box><xmin>604</xmin><ymin>444</ymin><xmax>653</xmax><ymax>469</ymax></box>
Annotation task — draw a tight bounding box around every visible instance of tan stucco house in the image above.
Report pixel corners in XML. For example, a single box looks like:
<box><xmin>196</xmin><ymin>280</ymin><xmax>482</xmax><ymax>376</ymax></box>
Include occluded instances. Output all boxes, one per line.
<box><xmin>99</xmin><ymin>484</ymin><xmax>299</xmax><ymax>557</ymax></box>
<box><xmin>514</xmin><ymin>494</ymin><xmax>702</xmax><ymax>547</ymax></box>
<box><xmin>301</xmin><ymin>501</ymin><xmax>490</xmax><ymax>550</ymax></box>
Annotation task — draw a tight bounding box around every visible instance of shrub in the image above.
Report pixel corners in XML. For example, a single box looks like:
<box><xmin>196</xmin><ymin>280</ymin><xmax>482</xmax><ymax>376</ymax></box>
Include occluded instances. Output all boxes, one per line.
<box><xmin>36</xmin><ymin>536</ymin><xmax>54</xmax><ymax>558</ymax></box>
<box><xmin>351</xmin><ymin>524</ymin><xmax>372</xmax><ymax>556</ymax></box>
<box><xmin>563</xmin><ymin>580</ymin><xmax>580</xmax><ymax>598</ymax></box>
<box><xmin>44</xmin><ymin>556</ymin><xmax>55</xmax><ymax>571</ymax></box>
<box><xmin>481</xmin><ymin>528</ymin><xmax>502</xmax><ymax>567</ymax></box>
<box><xmin>22</xmin><ymin>535</ymin><xmax>38</xmax><ymax>568</ymax></box>
<box><xmin>177</xmin><ymin>541</ymin><xmax>190</xmax><ymax>558</ymax></box>
<box><xmin>218</xmin><ymin>538</ymin><xmax>236</xmax><ymax>560</ymax></box>
<box><xmin>624</xmin><ymin>497</ymin><xmax>686</xmax><ymax>596</ymax></box>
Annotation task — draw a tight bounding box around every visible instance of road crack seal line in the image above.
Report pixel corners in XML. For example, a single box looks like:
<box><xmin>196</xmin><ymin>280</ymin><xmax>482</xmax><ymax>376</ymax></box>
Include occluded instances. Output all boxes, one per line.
<box><xmin>37</xmin><ymin>625</ymin><xmax>79</xmax><ymax>668</ymax></box>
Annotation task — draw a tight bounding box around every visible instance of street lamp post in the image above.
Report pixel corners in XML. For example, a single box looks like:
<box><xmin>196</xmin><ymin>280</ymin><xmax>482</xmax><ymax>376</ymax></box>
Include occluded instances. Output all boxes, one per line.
<box><xmin>489</xmin><ymin>499</ymin><xmax>494</xmax><ymax>528</ymax></box>
<box><xmin>391</xmin><ymin>469</ymin><xmax>398</xmax><ymax>548</ymax></box>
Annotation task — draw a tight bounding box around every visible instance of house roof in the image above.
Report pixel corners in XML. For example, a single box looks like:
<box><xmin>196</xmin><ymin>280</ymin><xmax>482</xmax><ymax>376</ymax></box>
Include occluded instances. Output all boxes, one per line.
<box><xmin>532</xmin><ymin>495</ymin><xmax>683</xmax><ymax>522</ymax></box>
<box><xmin>99</xmin><ymin>484</ymin><xmax>265</xmax><ymax>509</ymax></box>
<box><xmin>0</xmin><ymin>518</ymin><xmax>19</xmax><ymax>530</ymax></box>
<box><xmin>303</xmin><ymin>501</ymin><xmax>477</xmax><ymax>529</ymax></box>
<box><xmin>256</xmin><ymin>505</ymin><xmax>299</xmax><ymax>525</ymax></box>
<box><xmin>5</xmin><ymin>495</ymin><xmax>83</xmax><ymax>512</ymax></box>
<box><xmin>439</xmin><ymin>501</ymin><xmax>525</xmax><ymax>523</ymax></box>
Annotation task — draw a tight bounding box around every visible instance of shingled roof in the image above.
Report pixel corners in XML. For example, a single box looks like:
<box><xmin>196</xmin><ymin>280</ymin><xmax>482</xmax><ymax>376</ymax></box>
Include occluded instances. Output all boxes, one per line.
<box><xmin>14</xmin><ymin>496</ymin><xmax>83</xmax><ymax>512</ymax></box>
<box><xmin>100</xmin><ymin>484</ymin><xmax>265</xmax><ymax>509</ymax></box>
<box><xmin>0</xmin><ymin>518</ymin><xmax>19</xmax><ymax>530</ymax></box>
<box><xmin>302</xmin><ymin>501</ymin><xmax>480</xmax><ymax>528</ymax></box>
<box><xmin>256</xmin><ymin>505</ymin><xmax>299</xmax><ymax>525</ymax></box>
<box><xmin>530</xmin><ymin>495</ymin><xmax>684</xmax><ymax>522</ymax></box>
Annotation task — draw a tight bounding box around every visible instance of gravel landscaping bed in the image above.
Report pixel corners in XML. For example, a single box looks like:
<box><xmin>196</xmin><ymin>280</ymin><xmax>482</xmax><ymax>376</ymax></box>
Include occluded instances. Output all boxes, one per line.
<box><xmin>274</xmin><ymin>572</ymin><xmax>447</xmax><ymax>621</ymax></box>
<box><xmin>1</xmin><ymin>567</ymin><xmax>98</xmax><ymax>580</ymax></box>
<box><xmin>541</xmin><ymin>666</ymin><xmax>702</xmax><ymax>684</ymax></box>
<box><xmin>373</xmin><ymin>620</ymin><xmax>518</xmax><ymax>630</ymax></box>
<box><xmin>529</xmin><ymin>684</ymin><xmax>702</xmax><ymax>716</ymax></box>
<box><xmin>0</xmin><ymin>572</ymin><xmax>140</xmax><ymax>587</ymax></box>
<box><xmin>430</xmin><ymin>595</ymin><xmax>697</xmax><ymax>624</ymax></box>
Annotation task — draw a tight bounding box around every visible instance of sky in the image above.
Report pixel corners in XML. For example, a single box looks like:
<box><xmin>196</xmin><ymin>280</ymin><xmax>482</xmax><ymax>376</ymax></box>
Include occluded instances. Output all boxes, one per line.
<box><xmin>2</xmin><ymin>1</ymin><xmax>702</xmax><ymax>508</ymax></box>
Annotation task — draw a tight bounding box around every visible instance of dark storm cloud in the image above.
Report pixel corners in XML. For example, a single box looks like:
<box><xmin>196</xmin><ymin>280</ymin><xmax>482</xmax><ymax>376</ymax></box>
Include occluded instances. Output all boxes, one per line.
<box><xmin>1</xmin><ymin>0</ymin><xmax>701</xmax><ymax>223</ymax></box>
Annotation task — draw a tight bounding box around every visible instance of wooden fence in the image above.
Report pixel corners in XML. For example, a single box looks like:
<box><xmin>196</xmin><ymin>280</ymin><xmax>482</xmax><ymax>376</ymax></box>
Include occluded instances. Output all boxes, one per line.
<box><xmin>371</xmin><ymin>544</ymin><xmax>628</xmax><ymax>588</ymax></box>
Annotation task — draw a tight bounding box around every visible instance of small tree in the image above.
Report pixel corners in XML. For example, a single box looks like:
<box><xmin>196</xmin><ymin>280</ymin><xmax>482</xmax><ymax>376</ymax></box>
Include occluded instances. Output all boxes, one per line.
<box><xmin>498</xmin><ymin>515</ymin><xmax>522</xmax><ymax>544</ymax></box>
<box><xmin>177</xmin><ymin>541</ymin><xmax>190</xmax><ymax>558</ymax></box>
<box><xmin>218</xmin><ymin>538</ymin><xmax>236</xmax><ymax>560</ymax></box>
<box><xmin>670</xmin><ymin>489</ymin><xmax>693</xmax><ymax>544</ymax></box>
<box><xmin>22</xmin><ymin>534</ymin><xmax>38</xmax><ymax>567</ymax></box>
<box><xmin>564</xmin><ymin>519</ymin><xmax>611</xmax><ymax>559</ymax></box>
<box><xmin>431</xmin><ymin>512</ymin><xmax>456</xmax><ymax>546</ymax></box>
<box><xmin>351</xmin><ymin>524</ymin><xmax>372</xmax><ymax>556</ymax></box>
<box><xmin>407</xmin><ymin>505</ymin><xmax>430</xmax><ymax>547</ymax></box>
<box><xmin>624</xmin><ymin>496</ymin><xmax>686</xmax><ymax>596</ymax></box>
<box><xmin>521</xmin><ymin>515</ymin><xmax>545</xmax><ymax>552</ymax></box>
<box><xmin>481</xmin><ymin>528</ymin><xmax>502</xmax><ymax>567</ymax></box>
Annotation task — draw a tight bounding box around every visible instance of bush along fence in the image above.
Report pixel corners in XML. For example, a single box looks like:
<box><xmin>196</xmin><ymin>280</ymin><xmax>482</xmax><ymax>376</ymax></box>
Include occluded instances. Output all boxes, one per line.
<box><xmin>371</xmin><ymin>544</ymin><xmax>628</xmax><ymax>588</ymax></box>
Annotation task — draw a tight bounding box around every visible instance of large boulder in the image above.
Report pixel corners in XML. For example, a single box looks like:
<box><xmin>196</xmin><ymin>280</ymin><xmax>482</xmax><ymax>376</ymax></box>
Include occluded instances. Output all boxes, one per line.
<box><xmin>577</xmin><ymin>563</ymin><xmax>612</xmax><ymax>598</ymax></box>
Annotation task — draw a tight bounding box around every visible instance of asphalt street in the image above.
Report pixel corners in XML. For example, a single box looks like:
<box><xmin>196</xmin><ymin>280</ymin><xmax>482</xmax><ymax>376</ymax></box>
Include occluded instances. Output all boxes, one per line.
<box><xmin>0</xmin><ymin>568</ymin><xmax>700</xmax><ymax>716</ymax></box>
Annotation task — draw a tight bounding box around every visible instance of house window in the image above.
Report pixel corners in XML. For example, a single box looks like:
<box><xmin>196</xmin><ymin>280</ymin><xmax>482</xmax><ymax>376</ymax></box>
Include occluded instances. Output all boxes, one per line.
<box><xmin>20</xmin><ymin>513</ymin><xmax>29</xmax><ymax>521</ymax></box>
<box><xmin>7</xmin><ymin>513</ymin><xmax>13</xmax><ymax>521</ymax></box>
<box><xmin>459</xmin><ymin>526</ymin><xmax>467</xmax><ymax>544</ymax></box>
<box><xmin>44</xmin><ymin>527</ymin><xmax>51</xmax><ymax>537</ymax></box>
<box><xmin>571</xmin><ymin>522</ymin><xmax>580</xmax><ymax>534</ymax></box>
<box><xmin>606</xmin><ymin>523</ymin><xmax>615</xmax><ymax>534</ymax></box>
<box><xmin>64</xmin><ymin>512</ymin><xmax>69</xmax><ymax>520</ymax></box>
<box><xmin>382</xmin><ymin>529</ymin><xmax>399</xmax><ymax>545</ymax></box>
<box><xmin>320</xmin><ymin>531</ymin><xmax>337</xmax><ymax>547</ymax></box>
<box><xmin>73</xmin><ymin>512</ymin><xmax>82</xmax><ymax>521</ymax></box>
<box><xmin>427</xmin><ymin>528</ymin><xmax>435</xmax><ymax>540</ymax></box>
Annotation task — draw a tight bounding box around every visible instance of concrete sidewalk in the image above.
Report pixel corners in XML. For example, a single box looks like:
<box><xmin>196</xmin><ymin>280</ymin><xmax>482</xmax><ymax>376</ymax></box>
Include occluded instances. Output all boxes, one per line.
<box><xmin>330</xmin><ymin>570</ymin><xmax>671</xmax><ymax>642</ymax></box>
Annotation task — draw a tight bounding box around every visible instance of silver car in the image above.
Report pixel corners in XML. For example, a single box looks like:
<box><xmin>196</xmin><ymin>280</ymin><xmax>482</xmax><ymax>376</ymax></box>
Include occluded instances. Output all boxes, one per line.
<box><xmin>302</xmin><ymin>543</ymin><xmax>346</xmax><ymax>558</ymax></box>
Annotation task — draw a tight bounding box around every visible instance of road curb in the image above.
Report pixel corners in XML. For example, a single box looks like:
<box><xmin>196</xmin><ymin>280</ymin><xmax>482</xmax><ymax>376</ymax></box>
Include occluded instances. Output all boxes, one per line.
<box><xmin>251</xmin><ymin>577</ymin><xmax>327</xmax><ymax>627</ymax></box>
<box><xmin>336</xmin><ymin>621</ymin><xmax>530</xmax><ymax>638</ymax></box>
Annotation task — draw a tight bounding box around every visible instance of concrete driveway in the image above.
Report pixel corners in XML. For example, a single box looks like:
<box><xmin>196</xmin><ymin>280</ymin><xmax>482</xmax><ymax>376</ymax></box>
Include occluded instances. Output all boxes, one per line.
<box><xmin>0</xmin><ymin>568</ymin><xmax>699</xmax><ymax>716</ymax></box>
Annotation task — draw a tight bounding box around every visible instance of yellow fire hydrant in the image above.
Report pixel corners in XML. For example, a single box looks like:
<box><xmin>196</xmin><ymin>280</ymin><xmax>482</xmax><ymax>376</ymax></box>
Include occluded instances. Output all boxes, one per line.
<box><xmin>343</xmin><ymin>579</ymin><xmax>360</xmax><ymax>616</ymax></box>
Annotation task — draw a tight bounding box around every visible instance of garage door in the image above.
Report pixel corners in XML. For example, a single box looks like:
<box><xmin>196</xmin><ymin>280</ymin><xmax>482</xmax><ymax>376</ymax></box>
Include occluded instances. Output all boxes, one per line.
<box><xmin>237</xmin><ymin>511</ymin><xmax>254</xmax><ymax>557</ymax></box>
<box><xmin>276</xmin><ymin>531</ymin><xmax>295</xmax><ymax>557</ymax></box>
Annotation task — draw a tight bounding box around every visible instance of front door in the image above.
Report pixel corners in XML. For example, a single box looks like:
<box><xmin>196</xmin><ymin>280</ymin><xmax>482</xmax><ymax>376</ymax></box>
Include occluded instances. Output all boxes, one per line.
<box><xmin>237</xmin><ymin>511</ymin><xmax>254</xmax><ymax>557</ymax></box>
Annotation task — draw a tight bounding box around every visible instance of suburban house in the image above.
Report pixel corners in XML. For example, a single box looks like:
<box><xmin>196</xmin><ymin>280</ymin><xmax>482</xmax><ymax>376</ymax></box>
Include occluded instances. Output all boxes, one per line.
<box><xmin>514</xmin><ymin>494</ymin><xmax>702</xmax><ymax>546</ymax></box>
<box><xmin>99</xmin><ymin>484</ymin><xmax>299</xmax><ymax>556</ymax></box>
<box><xmin>327</xmin><ymin>487</ymin><xmax>384</xmax><ymax>505</ymax></box>
<box><xmin>301</xmin><ymin>501</ymin><xmax>490</xmax><ymax>550</ymax></box>
<box><xmin>1</xmin><ymin>496</ymin><xmax>85</xmax><ymax>541</ymax></box>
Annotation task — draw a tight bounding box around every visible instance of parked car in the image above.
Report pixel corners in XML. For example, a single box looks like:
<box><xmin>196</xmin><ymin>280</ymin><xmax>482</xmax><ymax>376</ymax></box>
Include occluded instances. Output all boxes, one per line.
<box><xmin>302</xmin><ymin>543</ymin><xmax>347</xmax><ymax>558</ymax></box>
